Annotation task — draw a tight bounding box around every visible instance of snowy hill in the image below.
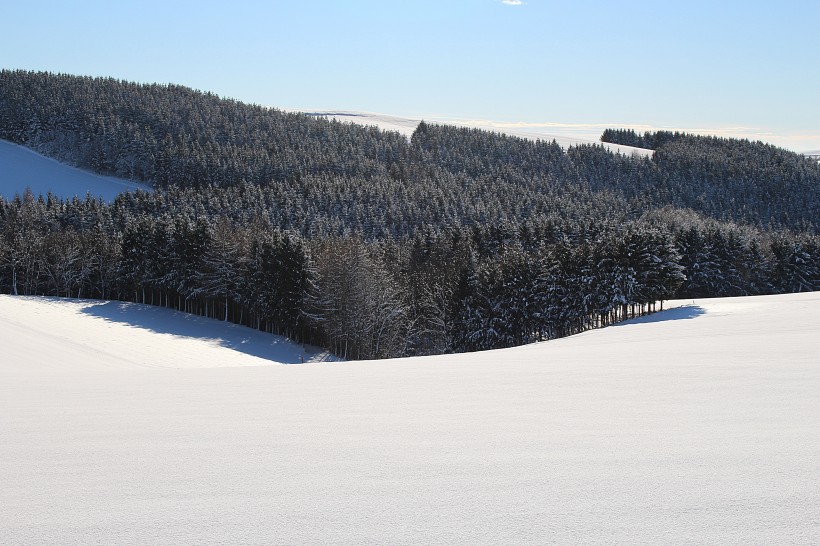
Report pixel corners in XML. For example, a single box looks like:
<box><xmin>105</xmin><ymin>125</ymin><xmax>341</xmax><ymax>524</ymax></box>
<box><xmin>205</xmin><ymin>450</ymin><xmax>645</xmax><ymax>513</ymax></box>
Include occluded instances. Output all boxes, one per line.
<box><xmin>0</xmin><ymin>139</ymin><xmax>150</xmax><ymax>201</ymax></box>
<box><xmin>2</xmin><ymin>292</ymin><xmax>818</xmax><ymax>544</ymax></box>
<box><xmin>0</xmin><ymin>296</ymin><xmax>334</xmax><ymax>369</ymax></box>
<box><xmin>302</xmin><ymin>110</ymin><xmax>655</xmax><ymax>158</ymax></box>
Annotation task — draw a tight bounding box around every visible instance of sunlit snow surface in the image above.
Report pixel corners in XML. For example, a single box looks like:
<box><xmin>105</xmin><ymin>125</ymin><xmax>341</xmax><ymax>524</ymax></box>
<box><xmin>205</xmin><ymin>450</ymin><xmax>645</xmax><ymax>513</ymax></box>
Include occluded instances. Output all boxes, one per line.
<box><xmin>301</xmin><ymin>110</ymin><xmax>654</xmax><ymax>158</ymax></box>
<box><xmin>0</xmin><ymin>139</ymin><xmax>150</xmax><ymax>201</ymax></box>
<box><xmin>1</xmin><ymin>293</ymin><xmax>819</xmax><ymax>544</ymax></box>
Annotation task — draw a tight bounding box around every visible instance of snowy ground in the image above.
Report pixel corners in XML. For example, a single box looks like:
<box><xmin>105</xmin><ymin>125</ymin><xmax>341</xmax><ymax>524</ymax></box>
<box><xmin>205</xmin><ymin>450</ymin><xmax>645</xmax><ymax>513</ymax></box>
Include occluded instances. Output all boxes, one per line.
<box><xmin>301</xmin><ymin>110</ymin><xmax>654</xmax><ymax>158</ymax></box>
<box><xmin>0</xmin><ymin>296</ymin><xmax>334</xmax><ymax>369</ymax></box>
<box><xmin>0</xmin><ymin>139</ymin><xmax>150</xmax><ymax>201</ymax></box>
<box><xmin>1</xmin><ymin>292</ymin><xmax>818</xmax><ymax>544</ymax></box>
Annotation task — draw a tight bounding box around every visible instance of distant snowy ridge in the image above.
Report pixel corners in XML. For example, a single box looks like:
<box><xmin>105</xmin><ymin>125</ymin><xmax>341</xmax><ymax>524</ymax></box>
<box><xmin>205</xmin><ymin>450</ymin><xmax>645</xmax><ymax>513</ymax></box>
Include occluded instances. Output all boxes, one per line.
<box><xmin>301</xmin><ymin>110</ymin><xmax>654</xmax><ymax>158</ymax></box>
<box><xmin>0</xmin><ymin>139</ymin><xmax>150</xmax><ymax>201</ymax></box>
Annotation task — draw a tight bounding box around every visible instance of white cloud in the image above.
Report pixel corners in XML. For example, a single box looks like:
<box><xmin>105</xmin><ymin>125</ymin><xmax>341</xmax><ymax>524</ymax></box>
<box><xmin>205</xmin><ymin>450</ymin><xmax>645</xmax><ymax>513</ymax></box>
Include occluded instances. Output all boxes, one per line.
<box><xmin>502</xmin><ymin>0</ymin><xmax>524</xmax><ymax>5</ymax></box>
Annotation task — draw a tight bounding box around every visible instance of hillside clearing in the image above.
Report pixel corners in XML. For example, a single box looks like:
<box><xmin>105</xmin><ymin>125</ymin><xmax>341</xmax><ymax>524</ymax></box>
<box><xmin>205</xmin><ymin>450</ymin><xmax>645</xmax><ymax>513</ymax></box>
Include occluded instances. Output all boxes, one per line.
<box><xmin>0</xmin><ymin>139</ymin><xmax>150</xmax><ymax>201</ymax></box>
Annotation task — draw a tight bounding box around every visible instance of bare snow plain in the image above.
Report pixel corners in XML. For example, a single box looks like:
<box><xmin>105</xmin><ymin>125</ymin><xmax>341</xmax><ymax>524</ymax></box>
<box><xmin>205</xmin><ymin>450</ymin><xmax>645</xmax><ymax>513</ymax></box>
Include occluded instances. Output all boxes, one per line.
<box><xmin>1</xmin><ymin>292</ymin><xmax>819</xmax><ymax>544</ymax></box>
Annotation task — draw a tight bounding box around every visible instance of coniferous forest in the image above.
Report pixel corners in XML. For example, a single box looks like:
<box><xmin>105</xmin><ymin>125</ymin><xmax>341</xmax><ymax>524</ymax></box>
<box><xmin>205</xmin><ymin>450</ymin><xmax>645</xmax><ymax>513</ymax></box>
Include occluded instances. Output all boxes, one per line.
<box><xmin>1</xmin><ymin>70</ymin><xmax>819</xmax><ymax>359</ymax></box>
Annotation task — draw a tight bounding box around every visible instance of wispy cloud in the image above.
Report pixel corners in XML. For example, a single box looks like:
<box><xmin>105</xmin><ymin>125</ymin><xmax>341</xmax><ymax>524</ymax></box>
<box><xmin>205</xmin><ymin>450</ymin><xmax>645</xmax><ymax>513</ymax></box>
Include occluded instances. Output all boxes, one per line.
<box><xmin>501</xmin><ymin>0</ymin><xmax>524</xmax><ymax>5</ymax></box>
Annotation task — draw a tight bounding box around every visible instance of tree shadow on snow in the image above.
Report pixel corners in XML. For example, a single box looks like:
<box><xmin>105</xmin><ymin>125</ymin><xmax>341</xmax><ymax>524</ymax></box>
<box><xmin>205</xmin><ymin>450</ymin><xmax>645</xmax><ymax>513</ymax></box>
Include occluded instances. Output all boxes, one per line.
<box><xmin>613</xmin><ymin>304</ymin><xmax>706</xmax><ymax>326</ymax></box>
<box><xmin>79</xmin><ymin>300</ymin><xmax>332</xmax><ymax>364</ymax></box>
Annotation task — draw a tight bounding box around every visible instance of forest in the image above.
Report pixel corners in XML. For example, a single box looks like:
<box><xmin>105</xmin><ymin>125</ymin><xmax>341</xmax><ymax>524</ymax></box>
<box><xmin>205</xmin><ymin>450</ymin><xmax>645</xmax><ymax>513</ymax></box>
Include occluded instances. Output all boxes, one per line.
<box><xmin>1</xmin><ymin>70</ymin><xmax>819</xmax><ymax>359</ymax></box>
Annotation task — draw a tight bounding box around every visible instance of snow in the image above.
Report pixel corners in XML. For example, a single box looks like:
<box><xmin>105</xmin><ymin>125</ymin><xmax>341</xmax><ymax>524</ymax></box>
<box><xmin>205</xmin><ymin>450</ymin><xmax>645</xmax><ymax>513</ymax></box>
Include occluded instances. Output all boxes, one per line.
<box><xmin>0</xmin><ymin>296</ymin><xmax>334</xmax><ymax>370</ymax></box>
<box><xmin>302</xmin><ymin>110</ymin><xmax>655</xmax><ymax>158</ymax></box>
<box><xmin>0</xmin><ymin>139</ymin><xmax>150</xmax><ymax>201</ymax></box>
<box><xmin>303</xmin><ymin>110</ymin><xmax>423</xmax><ymax>139</ymax></box>
<box><xmin>1</xmin><ymin>292</ymin><xmax>819</xmax><ymax>544</ymax></box>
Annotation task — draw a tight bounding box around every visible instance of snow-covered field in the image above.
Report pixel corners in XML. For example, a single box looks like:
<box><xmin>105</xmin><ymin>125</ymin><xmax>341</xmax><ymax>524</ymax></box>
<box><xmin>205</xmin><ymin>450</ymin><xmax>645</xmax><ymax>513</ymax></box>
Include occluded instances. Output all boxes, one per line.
<box><xmin>0</xmin><ymin>296</ymin><xmax>334</xmax><ymax>370</ymax></box>
<box><xmin>1</xmin><ymin>292</ymin><xmax>818</xmax><ymax>544</ymax></box>
<box><xmin>301</xmin><ymin>110</ymin><xmax>654</xmax><ymax>158</ymax></box>
<box><xmin>0</xmin><ymin>139</ymin><xmax>149</xmax><ymax>201</ymax></box>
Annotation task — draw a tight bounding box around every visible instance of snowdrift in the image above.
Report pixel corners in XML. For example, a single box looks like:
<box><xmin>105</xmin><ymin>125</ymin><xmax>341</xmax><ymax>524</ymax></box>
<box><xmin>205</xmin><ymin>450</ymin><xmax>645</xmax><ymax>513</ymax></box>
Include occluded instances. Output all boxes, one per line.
<box><xmin>1</xmin><ymin>292</ymin><xmax>818</xmax><ymax>544</ymax></box>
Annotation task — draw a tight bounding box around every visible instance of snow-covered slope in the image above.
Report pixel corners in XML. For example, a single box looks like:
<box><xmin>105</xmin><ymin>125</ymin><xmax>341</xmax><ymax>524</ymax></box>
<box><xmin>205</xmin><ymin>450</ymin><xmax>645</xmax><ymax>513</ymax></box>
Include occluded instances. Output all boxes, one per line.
<box><xmin>303</xmin><ymin>110</ymin><xmax>654</xmax><ymax>158</ymax></box>
<box><xmin>0</xmin><ymin>296</ymin><xmax>333</xmax><ymax>369</ymax></box>
<box><xmin>0</xmin><ymin>139</ymin><xmax>150</xmax><ymax>201</ymax></box>
<box><xmin>1</xmin><ymin>292</ymin><xmax>819</xmax><ymax>544</ymax></box>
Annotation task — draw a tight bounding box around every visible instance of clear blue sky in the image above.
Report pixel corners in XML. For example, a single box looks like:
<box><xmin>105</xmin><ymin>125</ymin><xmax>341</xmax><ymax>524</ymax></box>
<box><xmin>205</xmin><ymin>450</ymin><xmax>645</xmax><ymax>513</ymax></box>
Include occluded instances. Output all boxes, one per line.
<box><xmin>2</xmin><ymin>0</ymin><xmax>819</xmax><ymax>151</ymax></box>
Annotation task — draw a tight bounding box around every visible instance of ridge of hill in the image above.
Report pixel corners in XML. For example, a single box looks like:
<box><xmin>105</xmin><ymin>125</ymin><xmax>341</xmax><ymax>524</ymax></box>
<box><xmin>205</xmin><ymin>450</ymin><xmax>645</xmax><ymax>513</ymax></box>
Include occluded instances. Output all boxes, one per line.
<box><xmin>300</xmin><ymin>110</ymin><xmax>654</xmax><ymax>157</ymax></box>
<box><xmin>2</xmin><ymin>70</ymin><xmax>818</xmax><ymax>233</ymax></box>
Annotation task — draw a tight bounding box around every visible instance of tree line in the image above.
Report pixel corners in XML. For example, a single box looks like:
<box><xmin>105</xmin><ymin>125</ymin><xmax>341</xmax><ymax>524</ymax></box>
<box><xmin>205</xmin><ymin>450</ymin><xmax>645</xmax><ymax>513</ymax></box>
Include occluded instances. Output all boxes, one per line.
<box><xmin>0</xmin><ymin>70</ymin><xmax>818</xmax><ymax>359</ymax></box>
<box><xmin>3</xmin><ymin>70</ymin><xmax>819</xmax><ymax>235</ymax></box>
<box><xmin>2</xmin><ymin>193</ymin><xmax>817</xmax><ymax>359</ymax></box>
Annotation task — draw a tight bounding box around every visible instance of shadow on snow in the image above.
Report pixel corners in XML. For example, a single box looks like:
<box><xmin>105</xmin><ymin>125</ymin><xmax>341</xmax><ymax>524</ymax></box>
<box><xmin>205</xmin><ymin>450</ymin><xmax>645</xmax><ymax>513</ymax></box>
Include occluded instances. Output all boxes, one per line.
<box><xmin>79</xmin><ymin>300</ymin><xmax>325</xmax><ymax>364</ymax></box>
<box><xmin>613</xmin><ymin>304</ymin><xmax>706</xmax><ymax>326</ymax></box>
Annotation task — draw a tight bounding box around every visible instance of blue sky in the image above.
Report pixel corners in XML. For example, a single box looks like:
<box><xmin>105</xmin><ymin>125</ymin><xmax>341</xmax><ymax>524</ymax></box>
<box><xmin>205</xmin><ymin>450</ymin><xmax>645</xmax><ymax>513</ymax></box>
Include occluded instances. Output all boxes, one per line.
<box><xmin>2</xmin><ymin>0</ymin><xmax>819</xmax><ymax>151</ymax></box>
